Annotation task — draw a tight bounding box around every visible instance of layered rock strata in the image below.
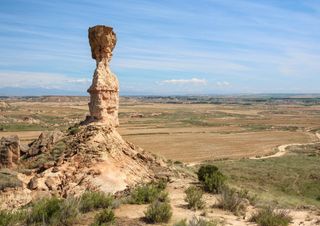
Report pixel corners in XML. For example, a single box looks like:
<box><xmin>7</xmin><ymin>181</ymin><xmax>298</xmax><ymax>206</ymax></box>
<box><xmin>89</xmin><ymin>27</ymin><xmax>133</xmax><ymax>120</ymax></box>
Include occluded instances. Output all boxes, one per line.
<box><xmin>86</xmin><ymin>25</ymin><xmax>119</xmax><ymax>127</ymax></box>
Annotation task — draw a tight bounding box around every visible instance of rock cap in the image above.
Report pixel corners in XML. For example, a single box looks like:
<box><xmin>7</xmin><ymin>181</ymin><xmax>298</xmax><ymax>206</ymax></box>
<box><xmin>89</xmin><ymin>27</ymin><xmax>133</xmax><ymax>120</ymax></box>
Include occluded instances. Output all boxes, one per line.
<box><xmin>88</xmin><ymin>25</ymin><xmax>117</xmax><ymax>61</ymax></box>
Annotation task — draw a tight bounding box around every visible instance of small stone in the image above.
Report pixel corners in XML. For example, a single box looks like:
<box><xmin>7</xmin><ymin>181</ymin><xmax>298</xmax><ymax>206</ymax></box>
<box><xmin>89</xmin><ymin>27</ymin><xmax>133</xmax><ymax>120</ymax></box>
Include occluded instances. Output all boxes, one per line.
<box><xmin>52</xmin><ymin>167</ymin><xmax>59</xmax><ymax>173</ymax></box>
<box><xmin>45</xmin><ymin>177</ymin><xmax>56</xmax><ymax>190</ymax></box>
<box><xmin>28</xmin><ymin>177</ymin><xmax>38</xmax><ymax>190</ymax></box>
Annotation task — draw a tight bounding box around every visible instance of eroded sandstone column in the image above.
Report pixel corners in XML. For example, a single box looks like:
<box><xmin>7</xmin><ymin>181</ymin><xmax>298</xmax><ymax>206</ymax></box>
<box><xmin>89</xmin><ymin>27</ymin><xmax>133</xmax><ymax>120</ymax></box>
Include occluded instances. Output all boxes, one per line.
<box><xmin>87</xmin><ymin>25</ymin><xmax>119</xmax><ymax>127</ymax></box>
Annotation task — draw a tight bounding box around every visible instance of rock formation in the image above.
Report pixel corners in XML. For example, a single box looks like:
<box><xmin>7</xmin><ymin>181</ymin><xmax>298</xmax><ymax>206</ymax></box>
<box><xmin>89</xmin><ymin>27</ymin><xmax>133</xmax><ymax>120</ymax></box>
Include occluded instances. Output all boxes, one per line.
<box><xmin>27</xmin><ymin>130</ymin><xmax>63</xmax><ymax>157</ymax></box>
<box><xmin>86</xmin><ymin>25</ymin><xmax>119</xmax><ymax>127</ymax></box>
<box><xmin>0</xmin><ymin>136</ymin><xmax>20</xmax><ymax>168</ymax></box>
<box><xmin>0</xmin><ymin>25</ymin><xmax>171</xmax><ymax>210</ymax></box>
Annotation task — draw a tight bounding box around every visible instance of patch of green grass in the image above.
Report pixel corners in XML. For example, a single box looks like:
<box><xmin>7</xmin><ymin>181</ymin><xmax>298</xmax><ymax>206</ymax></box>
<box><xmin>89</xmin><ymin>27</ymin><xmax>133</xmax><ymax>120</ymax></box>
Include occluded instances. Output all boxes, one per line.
<box><xmin>250</xmin><ymin>206</ymin><xmax>292</xmax><ymax>226</ymax></box>
<box><xmin>286</xmin><ymin>143</ymin><xmax>320</xmax><ymax>156</ymax></box>
<box><xmin>242</xmin><ymin>124</ymin><xmax>273</xmax><ymax>131</ymax></box>
<box><xmin>212</xmin><ymin>153</ymin><xmax>320</xmax><ymax>207</ymax></box>
<box><xmin>0</xmin><ymin>123</ymin><xmax>47</xmax><ymax>132</ymax></box>
<box><xmin>0</xmin><ymin>209</ymin><xmax>27</xmax><ymax>226</ymax></box>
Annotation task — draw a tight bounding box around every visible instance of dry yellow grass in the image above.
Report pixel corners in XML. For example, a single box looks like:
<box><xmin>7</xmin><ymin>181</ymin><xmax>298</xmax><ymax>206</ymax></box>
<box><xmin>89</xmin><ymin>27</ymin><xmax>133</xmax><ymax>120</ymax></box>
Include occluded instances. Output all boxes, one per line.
<box><xmin>123</xmin><ymin>131</ymin><xmax>315</xmax><ymax>162</ymax></box>
<box><xmin>1</xmin><ymin>97</ymin><xmax>320</xmax><ymax>162</ymax></box>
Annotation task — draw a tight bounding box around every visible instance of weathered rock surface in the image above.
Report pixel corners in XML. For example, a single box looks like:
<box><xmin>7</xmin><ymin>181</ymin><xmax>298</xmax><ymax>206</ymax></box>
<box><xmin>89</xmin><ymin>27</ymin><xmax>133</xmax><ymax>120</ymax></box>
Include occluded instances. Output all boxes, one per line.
<box><xmin>86</xmin><ymin>25</ymin><xmax>119</xmax><ymax>127</ymax></box>
<box><xmin>0</xmin><ymin>136</ymin><xmax>20</xmax><ymax>168</ymax></box>
<box><xmin>27</xmin><ymin>130</ymin><xmax>64</xmax><ymax>156</ymax></box>
<box><xmin>0</xmin><ymin>25</ymin><xmax>172</xmax><ymax>210</ymax></box>
<box><xmin>0</xmin><ymin>125</ymin><xmax>170</xmax><ymax>209</ymax></box>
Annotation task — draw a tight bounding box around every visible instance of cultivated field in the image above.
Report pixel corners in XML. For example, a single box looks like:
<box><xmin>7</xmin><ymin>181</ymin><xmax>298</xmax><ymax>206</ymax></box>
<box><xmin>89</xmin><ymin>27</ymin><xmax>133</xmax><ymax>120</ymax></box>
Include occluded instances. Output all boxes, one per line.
<box><xmin>1</xmin><ymin>96</ymin><xmax>320</xmax><ymax>162</ymax></box>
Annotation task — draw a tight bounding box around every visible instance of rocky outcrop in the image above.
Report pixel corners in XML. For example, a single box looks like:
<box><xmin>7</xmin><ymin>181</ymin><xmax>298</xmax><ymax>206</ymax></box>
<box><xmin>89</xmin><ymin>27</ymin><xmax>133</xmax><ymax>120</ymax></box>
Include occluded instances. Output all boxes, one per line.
<box><xmin>0</xmin><ymin>25</ymin><xmax>172</xmax><ymax>210</ymax></box>
<box><xmin>85</xmin><ymin>25</ymin><xmax>119</xmax><ymax>127</ymax></box>
<box><xmin>0</xmin><ymin>136</ymin><xmax>20</xmax><ymax>168</ymax></box>
<box><xmin>27</xmin><ymin>130</ymin><xmax>64</xmax><ymax>156</ymax></box>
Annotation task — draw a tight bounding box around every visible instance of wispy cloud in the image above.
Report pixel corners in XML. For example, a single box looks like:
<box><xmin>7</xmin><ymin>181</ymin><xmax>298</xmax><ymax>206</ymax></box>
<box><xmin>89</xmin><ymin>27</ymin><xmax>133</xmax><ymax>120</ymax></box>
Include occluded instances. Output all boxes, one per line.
<box><xmin>160</xmin><ymin>78</ymin><xmax>207</xmax><ymax>85</ymax></box>
<box><xmin>0</xmin><ymin>71</ymin><xmax>90</xmax><ymax>90</ymax></box>
<box><xmin>216</xmin><ymin>81</ymin><xmax>231</xmax><ymax>87</ymax></box>
<box><xmin>0</xmin><ymin>0</ymin><xmax>320</xmax><ymax>94</ymax></box>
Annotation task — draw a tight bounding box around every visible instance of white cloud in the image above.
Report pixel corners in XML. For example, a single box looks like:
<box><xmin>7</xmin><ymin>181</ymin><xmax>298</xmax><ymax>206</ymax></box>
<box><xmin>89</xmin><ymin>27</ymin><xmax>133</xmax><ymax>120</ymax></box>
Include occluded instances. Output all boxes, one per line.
<box><xmin>0</xmin><ymin>71</ymin><xmax>91</xmax><ymax>90</ymax></box>
<box><xmin>160</xmin><ymin>78</ymin><xmax>207</xmax><ymax>85</ymax></box>
<box><xmin>216</xmin><ymin>81</ymin><xmax>231</xmax><ymax>87</ymax></box>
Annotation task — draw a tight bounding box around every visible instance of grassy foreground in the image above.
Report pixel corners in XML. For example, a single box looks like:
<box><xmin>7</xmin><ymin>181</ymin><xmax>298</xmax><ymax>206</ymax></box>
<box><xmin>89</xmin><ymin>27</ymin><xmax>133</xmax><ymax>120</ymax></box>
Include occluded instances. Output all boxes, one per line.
<box><xmin>210</xmin><ymin>151</ymin><xmax>320</xmax><ymax>208</ymax></box>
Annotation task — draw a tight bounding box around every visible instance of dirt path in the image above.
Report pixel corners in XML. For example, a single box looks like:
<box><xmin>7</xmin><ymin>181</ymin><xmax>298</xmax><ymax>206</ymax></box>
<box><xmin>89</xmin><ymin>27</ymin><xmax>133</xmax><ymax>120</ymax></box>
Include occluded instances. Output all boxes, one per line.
<box><xmin>250</xmin><ymin>132</ymin><xmax>320</xmax><ymax>160</ymax></box>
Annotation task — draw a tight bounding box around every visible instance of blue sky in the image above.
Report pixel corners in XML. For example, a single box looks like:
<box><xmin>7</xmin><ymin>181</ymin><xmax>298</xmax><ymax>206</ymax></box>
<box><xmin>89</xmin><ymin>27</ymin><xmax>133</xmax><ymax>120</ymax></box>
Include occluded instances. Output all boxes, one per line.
<box><xmin>0</xmin><ymin>0</ymin><xmax>320</xmax><ymax>95</ymax></box>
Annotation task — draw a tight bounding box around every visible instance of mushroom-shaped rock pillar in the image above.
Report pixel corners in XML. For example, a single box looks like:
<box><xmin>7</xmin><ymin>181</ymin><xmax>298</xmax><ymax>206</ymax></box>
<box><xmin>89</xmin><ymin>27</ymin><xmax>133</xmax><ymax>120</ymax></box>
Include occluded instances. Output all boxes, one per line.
<box><xmin>86</xmin><ymin>25</ymin><xmax>119</xmax><ymax>127</ymax></box>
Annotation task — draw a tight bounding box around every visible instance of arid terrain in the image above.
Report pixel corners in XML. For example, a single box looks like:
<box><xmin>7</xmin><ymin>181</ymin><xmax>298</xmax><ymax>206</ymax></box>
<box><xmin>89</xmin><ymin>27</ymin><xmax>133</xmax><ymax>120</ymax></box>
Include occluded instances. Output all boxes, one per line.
<box><xmin>1</xmin><ymin>95</ymin><xmax>320</xmax><ymax>225</ymax></box>
<box><xmin>1</xmin><ymin>96</ymin><xmax>319</xmax><ymax>162</ymax></box>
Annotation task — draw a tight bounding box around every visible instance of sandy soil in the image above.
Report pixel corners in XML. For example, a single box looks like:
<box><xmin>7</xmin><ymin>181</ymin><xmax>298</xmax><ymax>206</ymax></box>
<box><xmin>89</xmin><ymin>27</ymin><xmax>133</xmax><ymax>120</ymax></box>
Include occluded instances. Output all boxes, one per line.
<box><xmin>115</xmin><ymin>177</ymin><xmax>320</xmax><ymax>226</ymax></box>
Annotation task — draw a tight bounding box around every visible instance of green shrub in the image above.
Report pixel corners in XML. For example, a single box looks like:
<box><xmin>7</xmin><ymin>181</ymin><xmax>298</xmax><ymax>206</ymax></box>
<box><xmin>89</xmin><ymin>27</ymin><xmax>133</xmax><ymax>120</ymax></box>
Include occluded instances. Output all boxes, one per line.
<box><xmin>188</xmin><ymin>217</ymin><xmax>220</xmax><ymax>226</ymax></box>
<box><xmin>144</xmin><ymin>200</ymin><xmax>172</xmax><ymax>223</ymax></box>
<box><xmin>91</xmin><ymin>208</ymin><xmax>115</xmax><ymax>226</ymax></box>
<box><xmin>197</xmin><ymin>165</ymin><xmax>226</xmax><ymax>193</ymax></box>
<box><xmin>184</xmin><ymin>186</ymin><xmax>205</xmax><ymax>210</ymax></box>
<box><xmin>80</xmin><ymin>191</ymin><xmax>114</xmax><ymax>213</ymax></box>
<box><xmin>197</xmin><ymin>165</ymin><xmax>219</xmax><ymax>182</ymax></box>
<box><xmin>216</xmin><ymin>187</ymin><xmax>249</xmax><ymax>216</ymax></box>
<box><xmin>155</xmin><ymin>179</ymin><xmax>168</xmax><ymax>190</ymax></box>
<box><xmin>250</xmin><ymin>206</ymin><xmax>292</xmax><ymax>226</ymax></box>
<box><xmin>51</xmin><ymin>197</ymin><xmax>80</xmax><ymax>226</ymax></box>
<box><xmin>68</xmin><ymin>125</ymin><xmax>80</xmax><ymax>135</ymax></box>
<box><xmin>173</xmin><ymin>219</ymin><xmax>188</xmax><ymax>226</ymax></box>
<box><xmin>26</xmin><ymin>196</ymin><xmax>80</xmax><ymax>225</ymax></box>
<box><xmin>27</xmin><ymin>197</ymin><xmax>63</xmax><ymax>224</ymax></box>
<box><xmin>129</xmin><ymin>180</ymin><xmax>167</xmax><ymax>204</ymax></box>
<box><xmin>0</xmin><ymin>210</ymin><xmax>26</xmax><ymax>226</ymax></box>
<box><xmin>156</xmin><ymin>191</ymin><xmax>170</xmax><ymax>203</ymax></box>
<box><xmin>174</xmin><ymin>217</ymin><xmax>220</xmax><ymax>226</ymax></box>
<box><xmin>203</xmin><ymin>171</ymin><xmax>226</xmax><ymax>193</ymax></box>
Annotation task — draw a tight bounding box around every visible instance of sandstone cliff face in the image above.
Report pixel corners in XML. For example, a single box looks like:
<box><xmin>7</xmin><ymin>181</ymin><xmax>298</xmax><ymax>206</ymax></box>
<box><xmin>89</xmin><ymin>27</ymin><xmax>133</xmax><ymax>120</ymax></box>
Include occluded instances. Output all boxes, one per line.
<box><xmin>87</xmin><ymin>25</ymin><xmax>119</xmax><ymax>127</ymax></box>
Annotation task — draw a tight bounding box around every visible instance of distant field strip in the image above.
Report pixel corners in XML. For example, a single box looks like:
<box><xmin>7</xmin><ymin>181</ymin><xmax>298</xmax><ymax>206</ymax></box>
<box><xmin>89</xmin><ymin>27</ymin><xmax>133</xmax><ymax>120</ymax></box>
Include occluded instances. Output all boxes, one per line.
<box><xmin>124</xmin><ymin>131</ymin><xmax>314</xmax><ymax>162</ymax></box>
